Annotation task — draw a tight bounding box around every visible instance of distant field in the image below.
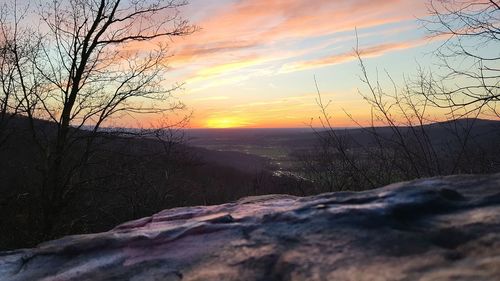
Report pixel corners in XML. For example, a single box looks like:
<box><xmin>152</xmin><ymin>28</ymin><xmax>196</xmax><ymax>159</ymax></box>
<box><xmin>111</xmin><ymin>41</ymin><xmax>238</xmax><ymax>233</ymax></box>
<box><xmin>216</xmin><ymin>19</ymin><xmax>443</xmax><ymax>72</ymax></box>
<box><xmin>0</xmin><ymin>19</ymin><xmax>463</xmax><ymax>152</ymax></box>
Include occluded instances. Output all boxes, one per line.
<box><xmin>185</xmin><ymin>128</ymin><xmax>315</xmax><ymax>175</ymax></box>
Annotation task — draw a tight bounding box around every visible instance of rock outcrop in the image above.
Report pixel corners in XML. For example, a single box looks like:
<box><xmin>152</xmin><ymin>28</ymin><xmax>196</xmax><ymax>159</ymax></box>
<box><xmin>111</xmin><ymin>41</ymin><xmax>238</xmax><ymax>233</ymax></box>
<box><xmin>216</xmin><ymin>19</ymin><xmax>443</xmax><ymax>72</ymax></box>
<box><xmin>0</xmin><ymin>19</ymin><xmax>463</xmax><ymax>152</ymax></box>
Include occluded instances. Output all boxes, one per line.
<box><xmin>1</xmin><ymin>174</ymin><xmax>500</xmax><ymax>281</ymax></box>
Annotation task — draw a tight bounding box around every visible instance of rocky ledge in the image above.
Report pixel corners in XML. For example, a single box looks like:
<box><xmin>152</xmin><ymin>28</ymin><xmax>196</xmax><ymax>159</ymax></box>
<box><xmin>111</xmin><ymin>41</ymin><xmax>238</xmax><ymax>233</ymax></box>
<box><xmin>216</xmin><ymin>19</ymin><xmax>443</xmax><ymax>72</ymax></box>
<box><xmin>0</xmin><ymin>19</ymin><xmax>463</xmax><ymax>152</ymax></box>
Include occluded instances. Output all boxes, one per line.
<box><xmin>1</xmin><ymin>174</ymin><xmax>500</xmax><ymax>281</ymax></box>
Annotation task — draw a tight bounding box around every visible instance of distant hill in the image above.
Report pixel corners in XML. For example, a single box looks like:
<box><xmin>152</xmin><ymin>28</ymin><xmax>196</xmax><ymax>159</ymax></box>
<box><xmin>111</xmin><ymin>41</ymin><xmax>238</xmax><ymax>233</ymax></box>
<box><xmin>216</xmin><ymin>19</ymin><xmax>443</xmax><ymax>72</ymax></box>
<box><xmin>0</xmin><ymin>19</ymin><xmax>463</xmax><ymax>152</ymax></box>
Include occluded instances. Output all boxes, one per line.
<box><xmin>324</xmin><ymin>118</ymin><xmax>500</xmax><ymax>148</ymax></box>
<box><xmin>184</xmin><ymin>118</ymin><xmax>500</xmax><ymax>164</ymax></box>
<box><xmin>0</xmin><ymin>116</ymin><xmax>307</xmax><ymax>250</ymax></box>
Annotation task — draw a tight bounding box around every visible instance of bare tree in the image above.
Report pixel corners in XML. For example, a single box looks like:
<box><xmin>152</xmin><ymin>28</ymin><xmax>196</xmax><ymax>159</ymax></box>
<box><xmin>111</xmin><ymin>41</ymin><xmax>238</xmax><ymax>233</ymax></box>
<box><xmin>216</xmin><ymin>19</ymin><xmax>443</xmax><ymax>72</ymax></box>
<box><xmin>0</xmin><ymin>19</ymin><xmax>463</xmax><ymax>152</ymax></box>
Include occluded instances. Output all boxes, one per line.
<box><xmin>307</xmin><ymin>86</ymin><xmax>375</xmax><ymax>191</ymax></box>
<box><xmin>422</xmin><ymin>0</ymin><xmax>500</xmax><ymax>117</ymax></box>
<box><xmin>0</xmin><ymin>3</ymin><xmax>36</xmax><ymax>149</ymax></box>
<box><xmin>302</xmin><ymin>1</ymin><xmax>500</xmax><ymax>191</ymax></box>
<box><xmin>0</xmin><ymin>17</ymin><xmax>17</xmax><ymax>148</ymax></box>
<box><xmin>353</xmin><ymin>49</ymin><xmax>486</xmax><ymax>181</ymax></box>
<box><xmin>2</xmin><ymin>0</ymin><xmax>195</xmax><ymax>239</ymax></box>
<box><xmin>302</xmin><ymin>26</ymin><xmax>499</xmax><ymax>191</ymax></box>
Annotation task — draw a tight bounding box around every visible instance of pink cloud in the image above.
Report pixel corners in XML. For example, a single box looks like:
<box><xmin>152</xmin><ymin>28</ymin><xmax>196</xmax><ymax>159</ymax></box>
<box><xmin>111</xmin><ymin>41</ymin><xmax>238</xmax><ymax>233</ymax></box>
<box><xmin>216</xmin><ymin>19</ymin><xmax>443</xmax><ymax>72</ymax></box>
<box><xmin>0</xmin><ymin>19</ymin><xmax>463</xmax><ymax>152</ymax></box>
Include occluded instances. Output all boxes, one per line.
<box><xmin>171</xmin><ymin>0</ymin><xmax>427</xmax><ymax>63</ymax></box>
<box><xmin>98</xmin><ymin>1</ymin><xmax>434</xmax><ymax>86</ymax></box>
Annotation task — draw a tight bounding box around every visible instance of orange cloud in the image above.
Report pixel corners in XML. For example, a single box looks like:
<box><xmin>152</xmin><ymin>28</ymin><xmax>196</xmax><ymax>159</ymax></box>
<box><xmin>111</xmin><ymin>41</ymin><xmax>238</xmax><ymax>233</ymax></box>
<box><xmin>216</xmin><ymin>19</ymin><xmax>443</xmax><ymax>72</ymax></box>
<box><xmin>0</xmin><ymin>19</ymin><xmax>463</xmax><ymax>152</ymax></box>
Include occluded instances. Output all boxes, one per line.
<box><xmin>117</xmin><ymin>1</ymin><xmax>431</xmax><ymax>89</ymax></box>
<box><xmin>169</xmin><ymin>0</ymin><xmax>429</xmax><ymax>71</ymax></box>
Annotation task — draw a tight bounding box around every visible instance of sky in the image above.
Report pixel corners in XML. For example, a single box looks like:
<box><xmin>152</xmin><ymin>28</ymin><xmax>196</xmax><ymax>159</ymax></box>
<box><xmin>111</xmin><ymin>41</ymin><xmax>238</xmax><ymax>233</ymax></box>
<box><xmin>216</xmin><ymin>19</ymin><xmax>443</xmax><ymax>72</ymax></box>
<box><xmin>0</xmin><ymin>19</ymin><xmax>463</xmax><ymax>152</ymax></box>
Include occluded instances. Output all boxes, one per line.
<box><xmin>14</xmin><ymin>0</ymin><xmax>455</xmax><ymax>128</ymax></box>
<box><xmin>157</xmin><ymin>0</ymin><xmax>447</xmax><ymax>128</ymax></box>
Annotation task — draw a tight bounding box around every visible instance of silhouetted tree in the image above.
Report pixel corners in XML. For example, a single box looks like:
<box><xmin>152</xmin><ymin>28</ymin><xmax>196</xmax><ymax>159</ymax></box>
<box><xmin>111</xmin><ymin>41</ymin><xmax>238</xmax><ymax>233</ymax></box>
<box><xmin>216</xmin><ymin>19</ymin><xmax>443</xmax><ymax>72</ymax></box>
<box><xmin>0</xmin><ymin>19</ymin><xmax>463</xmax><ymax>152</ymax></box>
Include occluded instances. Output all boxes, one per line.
<box><xmin>304</xmin><ymin>0</ymin><xmax>500</xmax><ymax>191</ymax></box>
<box><xmin>1</xmin><ymin>0</ymin><xmax>195</xmax><ymax>239</ymax></box>
<box><xmin>422</xmin><ymin>0</ymin><xmax>500</xmax><ymax>117</ymax></box>
<box><xmin>0</xmin><ymin>3</ymin><xmax>36</xmax><ymax>149</ymax></box>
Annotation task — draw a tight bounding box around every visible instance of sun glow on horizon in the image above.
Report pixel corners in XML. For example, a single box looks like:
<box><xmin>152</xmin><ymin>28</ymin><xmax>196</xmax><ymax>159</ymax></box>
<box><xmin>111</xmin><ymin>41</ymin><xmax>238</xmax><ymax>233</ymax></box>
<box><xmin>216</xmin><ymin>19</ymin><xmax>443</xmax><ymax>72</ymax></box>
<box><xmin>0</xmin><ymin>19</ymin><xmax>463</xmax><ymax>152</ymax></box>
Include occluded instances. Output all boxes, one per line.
<box><xmin>85</xmin><ymin>0</ymin><xmax>491</xmax><ymax>129</ymax></box>
<box><xmin>205</xmin><ymin>117</ymin><xmax>250</xmax><ymax>128</ymax></box>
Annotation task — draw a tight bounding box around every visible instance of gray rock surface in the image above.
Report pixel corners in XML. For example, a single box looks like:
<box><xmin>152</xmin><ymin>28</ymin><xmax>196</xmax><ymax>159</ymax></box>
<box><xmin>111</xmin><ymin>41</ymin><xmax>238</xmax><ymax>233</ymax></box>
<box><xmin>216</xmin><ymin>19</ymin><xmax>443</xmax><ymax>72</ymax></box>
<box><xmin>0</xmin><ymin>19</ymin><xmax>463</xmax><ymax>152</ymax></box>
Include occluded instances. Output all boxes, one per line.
<box><xmin>1</xmin><ymin>174</ymin><xmax>500</xmax><ymax>281</ymax></box>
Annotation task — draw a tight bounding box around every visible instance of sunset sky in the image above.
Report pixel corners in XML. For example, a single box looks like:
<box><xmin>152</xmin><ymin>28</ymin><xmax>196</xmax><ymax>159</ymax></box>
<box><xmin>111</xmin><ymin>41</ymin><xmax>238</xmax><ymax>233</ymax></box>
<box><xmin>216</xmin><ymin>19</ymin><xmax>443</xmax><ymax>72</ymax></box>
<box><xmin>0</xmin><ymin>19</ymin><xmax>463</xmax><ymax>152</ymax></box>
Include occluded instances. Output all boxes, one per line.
<box><xmin>124</xmin><ymin>0</ymin><xmax>457</xmax><ymax>128</ymax></box>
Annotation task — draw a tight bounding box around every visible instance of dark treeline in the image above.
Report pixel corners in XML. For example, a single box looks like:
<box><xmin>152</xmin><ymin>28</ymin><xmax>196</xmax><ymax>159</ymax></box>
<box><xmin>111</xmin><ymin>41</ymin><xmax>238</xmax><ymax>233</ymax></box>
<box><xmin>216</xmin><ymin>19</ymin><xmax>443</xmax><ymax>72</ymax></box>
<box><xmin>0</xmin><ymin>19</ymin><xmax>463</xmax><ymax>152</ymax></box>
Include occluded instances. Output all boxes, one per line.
<box><xmin>0</xmin><ymin>0</ymin><xmax>310</xmax><ymax>250</ymax></box>
<box><xmin>0</xmin><ymin>116</ymin><xmax>310</xmax><ymax>250</ymax></box>
<box><xmin>1</xmin><ymin>116</ymin><xmax>499</xmax><ymax>250</ymax></box>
